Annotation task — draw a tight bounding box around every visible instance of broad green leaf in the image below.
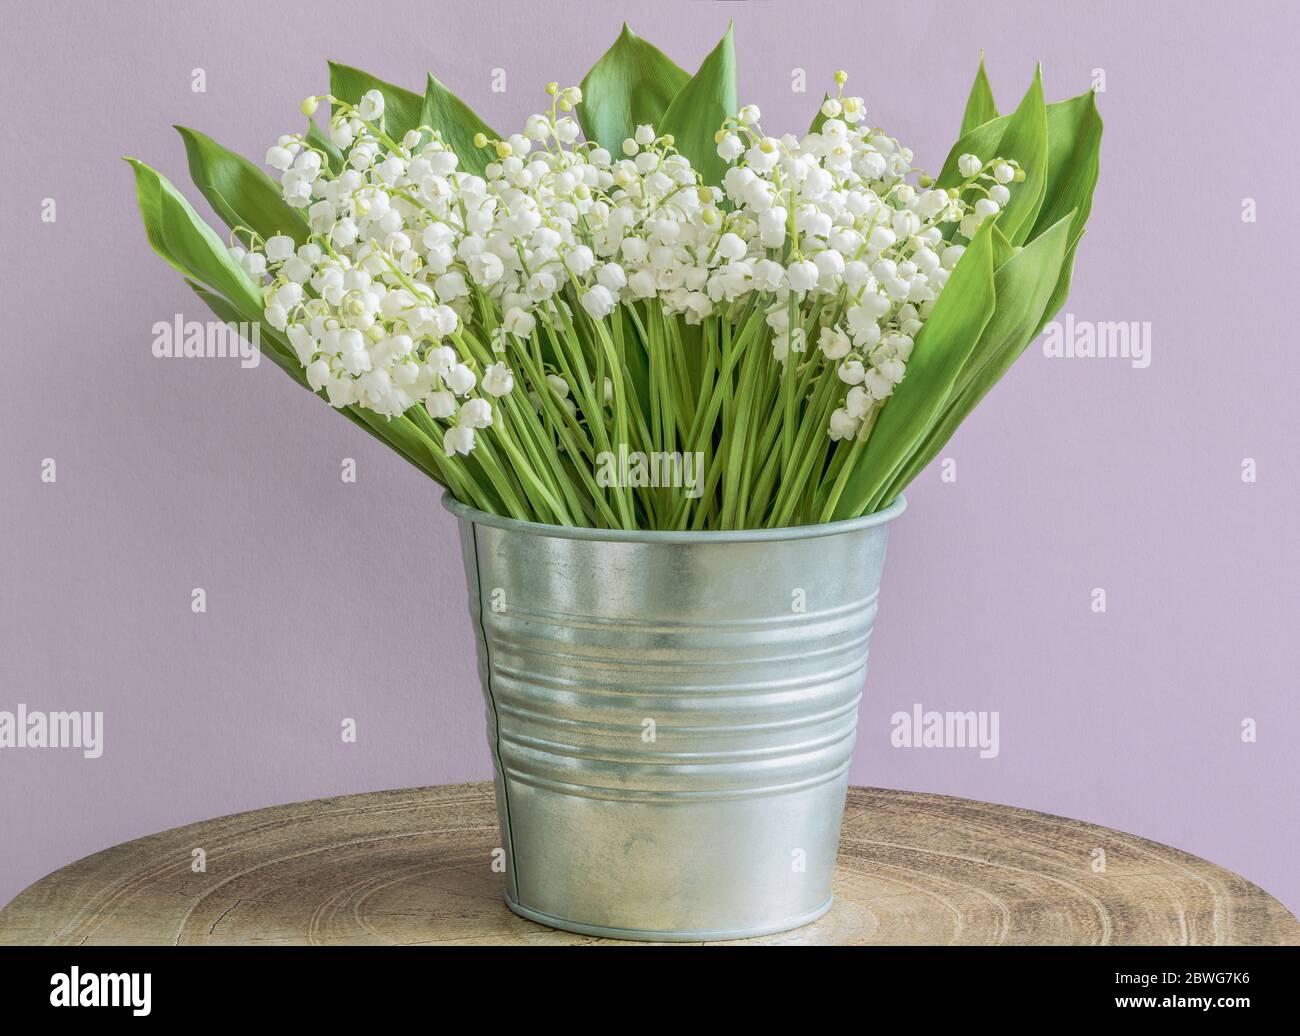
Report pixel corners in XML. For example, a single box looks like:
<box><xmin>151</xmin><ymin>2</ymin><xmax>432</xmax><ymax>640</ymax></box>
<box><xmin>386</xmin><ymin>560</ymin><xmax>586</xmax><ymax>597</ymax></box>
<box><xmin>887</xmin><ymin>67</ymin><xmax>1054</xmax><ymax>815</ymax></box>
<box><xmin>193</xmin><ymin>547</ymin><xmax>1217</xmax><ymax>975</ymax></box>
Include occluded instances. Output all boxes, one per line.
<box><xmin>347</xmin><ymin>406</ymin><xmax>458</xmax><ymax>487</ymax></box>
<box><xmin>125</xmin><ymin>158</ymin><xmax>261</xmax><ymax>316</ymax></box>
<box><xmin>959</xmin><ymin>55</ymin><xmax>998</xmax><ymax>136</ymax></box>
<box><xmin>420</xmin><ymin>73</ymin><xmax>499</xmax><ymax>178</ymax></box>
<box><xmin>185</xmin><ymin>278</ymin><xmax>301</xmax><ymax>382</ymax></box>
<box><xmin>878</xmin><ymin>212</ymin><xmax>1074</xmax><ymax>505</ymax></box>
<box><xmin>188</xmin><ymin>280</ymin><xmax>450</xmax><ymax>486</ymax></box>
<box><xmin>950</xmin><ymin>211</ymin><xmax>1072</xmax><ymax>403</ymax></box>
<box><xmin>940</xmin><ymin>83</ymin><xmax>1100</xmax><ymax>249</ymax></box>
<box><xmin>991</xmin><ymin>223</ymin><xmax>1016</xmax><ymax>268</ymax></box>
<box><xmin>578</xmin><ymin>23</ymin><xmax>689</xmax><ymax>156</ymax></box>
<box><xmin>832</xmin><ymin>221</ymin><xmax>998</xmax><ymax>519</ymax></box>
<box><xmin>127</xmin><ymin>156</ymin><xmax>179</xmax><ymax>278</ymax></box>
<box><xmin>808</xmin><ymin>93</ymin><xmax>832</xmax><ymax>135</ymax></box>
<box><xmin>1025</xmin><ymin>91</ymin><xmax>1100</xmax><ymax>332</ymax></box>
<box><xmin>328</xmin><ymin>61</ymin><xmax>424</xmax><ymax>140</ymax></box>
<box><xmin>935</xmin><ymin>113</ymin><xmax>1009</xmax><ymax>188</ymax></box>
<box><xmin>981</xmin><ymin>66</ymin><xmax>1047</xmax><ymax>245</ymax></box>
<box><xmin>619</xmin><ymin>306</ymin><xmax>653</xmax><ymax>419</ymax></box>
<box><xmin>1036</xmin><ymin>234</ymin><xmax>1079</xmax><ymax>335</ymax></box>
<box><xmin>158</xmin><ymin>186</ymin><xmax>262</xmax><ymax>315</ymax></box>
<box><xmin>133</xmin><ymin>158</ymin><xmax>460</xmax><ymax>494</ymax></box>
<box><xmin>1029</xmin><ymin>89</ymin><xmax>1102</xmax><ymax>246</ymax></box>
<box><xmin>175</xmin><ymin>126</ymin><xmax>309</xmax><ymax>245</ymax></box>
<box><xmin>306</xmin><ymin>122</ymin><xmax>345</xmax><ymax>173</ymax></box>
<box><xmin>659</xmin><ymin>24</ymin><xmax>737</xmax><ymax>187</ymax></box>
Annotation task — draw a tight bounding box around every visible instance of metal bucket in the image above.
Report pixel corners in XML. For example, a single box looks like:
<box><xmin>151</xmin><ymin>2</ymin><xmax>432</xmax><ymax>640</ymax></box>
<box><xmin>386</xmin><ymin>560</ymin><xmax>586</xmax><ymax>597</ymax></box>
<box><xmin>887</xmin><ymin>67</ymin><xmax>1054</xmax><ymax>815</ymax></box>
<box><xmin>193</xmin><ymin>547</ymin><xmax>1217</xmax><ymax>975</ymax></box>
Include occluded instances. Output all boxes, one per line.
<box><xmin>444</xmin><ymin>493</ymin><xmax>906</xmax><ymax>941</ymax></box>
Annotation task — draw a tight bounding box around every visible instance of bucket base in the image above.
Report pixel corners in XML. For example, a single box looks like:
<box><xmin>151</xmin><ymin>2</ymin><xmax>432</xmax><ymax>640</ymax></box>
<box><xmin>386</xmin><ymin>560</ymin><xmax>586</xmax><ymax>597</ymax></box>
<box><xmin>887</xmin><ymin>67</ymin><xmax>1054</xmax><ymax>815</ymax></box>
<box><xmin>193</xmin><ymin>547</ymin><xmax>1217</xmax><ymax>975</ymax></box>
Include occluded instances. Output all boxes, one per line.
<box><xmin>505</xmin><ymin>891</ymin><xmax>834</xmax><ymax>943</ymax></box>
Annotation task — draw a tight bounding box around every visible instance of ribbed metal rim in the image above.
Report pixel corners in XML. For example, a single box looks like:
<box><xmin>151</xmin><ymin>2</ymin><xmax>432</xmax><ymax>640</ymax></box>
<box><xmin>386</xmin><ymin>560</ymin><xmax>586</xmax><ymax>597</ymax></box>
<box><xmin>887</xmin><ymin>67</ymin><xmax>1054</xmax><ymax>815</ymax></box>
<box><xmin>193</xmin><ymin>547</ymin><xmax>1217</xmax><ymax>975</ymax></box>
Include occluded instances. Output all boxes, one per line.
<box><xmin>441</xmin><ymin>490</ymin><xmax>906</xmax><ymax>543</ymax></box>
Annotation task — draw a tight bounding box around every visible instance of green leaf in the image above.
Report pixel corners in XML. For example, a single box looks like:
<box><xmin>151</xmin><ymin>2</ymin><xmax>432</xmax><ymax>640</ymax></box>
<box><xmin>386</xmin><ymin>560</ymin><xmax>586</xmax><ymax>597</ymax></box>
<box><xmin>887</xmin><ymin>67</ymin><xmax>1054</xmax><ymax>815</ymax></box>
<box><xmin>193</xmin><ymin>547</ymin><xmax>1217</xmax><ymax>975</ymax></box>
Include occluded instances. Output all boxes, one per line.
<box><xmin>935</xmin><ymin>114</ymin><xmax>1009</xmax><ymax>188</ymax></box>
<box><xmin>1036</xmin><ymin>234</ymin><xmax>1079</xmax><ymax>335</ymax></box>
<box><xmin>306</xmin><ymin>122</ymin><xmax>345</xmax><ymax>174</ymax></box>
<box><xmin>808</xmin><ymin>93</ymin><xmax>832</xmax><ymax>135</ymax></box>
<box><xmin>128</xmin><ymin>156</ymin><xmax>178</xmax><ymax>278</ymax></box>
<box><xmin>131</xmin><ymin>158</ymin><xmax>457</xmax><ymax>493</ymax></box>
<box><xmin>345</xmin><ymin>407</ymin><xmax>453</xmax><ymax>485</ymax></box>
<box><xmin>982</xmin><ymin>66</ymin><xmax>1047</xmax><ymax>245</ymax></box>
<box><xmin>959</xmin><ymin>54</ymin><xmax>999</xmax><ymax>136</ymax></box>
<box><xmin>175</xmin><ymin>126</ymin><xmax>309</xmax><ymax>246</ymax></box>
<box><xmin>617</xmin><ymin>307</ymin><xmax>653</xmax><ymax>416</ymax></box>
<box><xmin>328</xmin><ymin>61</ymin><xmax>424</xmax><ymax>140</ymax></box>
<box><xmin>578</xmin><ymin>23</ymin><xmax>689</xmax><ymax>156</ymax></box>
<box><xmin>1025</xmin><ymin>90</ymin><xmax>1101</xmax><ymax>332</ymax></box>
<box><xmin>878</xmin><ymin>212</ymin><xmax>1074</xmax><ymax>505</ymax></box>
<box><xmin>187</xmin><ymin>279</ymin><xmax>451</xmax><ymax>486</ymax></box>
<box><xmin>420</xmin><ymin>73</ymin><xmax>499</xmax><ymax>178</ymax></box>
<box><xmin>990</xmin><ymin>223</ymin><xmax>1016</xmax><ymax>268</ymax></box>
<box><xmin>185</xmin><ymin>278</ymin><xmax>300</xmax><ymax>382</ymax></box>
<box><xmin>832</xmin><ymin>222</ymin><xmax>999</xmax><ymax>518</ymax></box>
<box><xmin>1029</xmin><ymin>89</ymin><xmax>1102</xmax><ymax>246</ymax></box>
<box><xmin>952</xmin><ymin>212</ymin><xmax>1072</xmax><ymax>402</ymax></box>
<box><xmin>125</xmin><ymin>158</ymin><xmax>261</xmax><ymax>316</ymax></box>
<box><xmin>659</xmin><ymin>23</ymin><xmax>737</xmax><ymax>187</ymax></box>
<box><xmin>940</xmin><ymin>78</ymin><xmax>1100</xmax><ymax>250</ymax></box>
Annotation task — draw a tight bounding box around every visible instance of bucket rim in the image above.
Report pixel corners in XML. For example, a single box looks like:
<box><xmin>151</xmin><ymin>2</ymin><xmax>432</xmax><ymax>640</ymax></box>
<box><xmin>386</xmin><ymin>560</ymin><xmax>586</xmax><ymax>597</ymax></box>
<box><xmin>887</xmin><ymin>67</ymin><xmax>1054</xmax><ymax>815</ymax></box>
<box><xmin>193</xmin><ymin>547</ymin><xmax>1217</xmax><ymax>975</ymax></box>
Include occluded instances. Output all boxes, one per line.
<box><xmin>440</xmin><ymin>491</ymin><xmax>906</xmax><ymax>544</ymax></box>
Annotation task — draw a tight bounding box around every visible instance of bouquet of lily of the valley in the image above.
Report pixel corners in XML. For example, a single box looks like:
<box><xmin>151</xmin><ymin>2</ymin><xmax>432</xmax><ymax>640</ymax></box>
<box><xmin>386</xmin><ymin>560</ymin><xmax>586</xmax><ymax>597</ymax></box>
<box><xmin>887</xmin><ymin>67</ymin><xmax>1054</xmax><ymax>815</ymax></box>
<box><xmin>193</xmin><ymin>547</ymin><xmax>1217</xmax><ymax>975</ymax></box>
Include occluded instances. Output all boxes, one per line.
<box><xmin>128</xmin><ymin>24</ymin><xmax>1101</xmax><ymax>530</ymax></box>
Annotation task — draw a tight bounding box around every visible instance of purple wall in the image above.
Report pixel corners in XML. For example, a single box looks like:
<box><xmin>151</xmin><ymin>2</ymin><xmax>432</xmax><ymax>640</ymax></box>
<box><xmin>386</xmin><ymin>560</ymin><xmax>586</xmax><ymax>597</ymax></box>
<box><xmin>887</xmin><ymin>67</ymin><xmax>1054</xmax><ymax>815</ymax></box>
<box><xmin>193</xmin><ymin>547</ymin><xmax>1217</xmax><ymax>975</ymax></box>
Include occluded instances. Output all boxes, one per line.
<box><xmin>3</xmin><ymin>0</ymin><xmax>1297</xmax><ymax>921</ymax></box>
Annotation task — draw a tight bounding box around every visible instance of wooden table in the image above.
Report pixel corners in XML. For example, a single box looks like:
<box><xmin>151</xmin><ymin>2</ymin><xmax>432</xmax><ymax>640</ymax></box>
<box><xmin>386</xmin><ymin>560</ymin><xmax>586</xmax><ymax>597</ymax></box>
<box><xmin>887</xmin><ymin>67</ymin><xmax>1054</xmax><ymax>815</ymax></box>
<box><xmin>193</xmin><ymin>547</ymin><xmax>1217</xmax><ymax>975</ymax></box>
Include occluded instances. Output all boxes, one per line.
<box><xmin>2</xmin><ymin>783</ymin><xmax>1295</xmax><ymax>945</ymax></box>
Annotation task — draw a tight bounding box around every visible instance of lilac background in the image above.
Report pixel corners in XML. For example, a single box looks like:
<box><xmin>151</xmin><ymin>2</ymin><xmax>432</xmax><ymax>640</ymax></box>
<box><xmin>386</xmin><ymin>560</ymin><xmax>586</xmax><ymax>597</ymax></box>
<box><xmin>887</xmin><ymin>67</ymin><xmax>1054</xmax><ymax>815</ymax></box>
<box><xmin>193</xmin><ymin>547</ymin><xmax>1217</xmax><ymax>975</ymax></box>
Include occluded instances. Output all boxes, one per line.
<box><xmin>3</xmin><ymin>0</ymin><xmax>1298</xmax><ymax>922</ymax></box>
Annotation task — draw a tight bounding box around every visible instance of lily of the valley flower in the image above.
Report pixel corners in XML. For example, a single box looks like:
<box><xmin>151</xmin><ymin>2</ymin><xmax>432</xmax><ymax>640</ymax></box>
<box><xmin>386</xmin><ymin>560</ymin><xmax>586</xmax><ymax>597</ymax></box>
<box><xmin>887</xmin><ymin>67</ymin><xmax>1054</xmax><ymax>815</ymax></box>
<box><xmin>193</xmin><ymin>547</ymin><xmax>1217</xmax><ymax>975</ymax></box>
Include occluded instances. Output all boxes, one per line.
<box><xmin>235</xmin><ymin>73</ymin><xmax>1016</xmax><ymax>455</ymax></box>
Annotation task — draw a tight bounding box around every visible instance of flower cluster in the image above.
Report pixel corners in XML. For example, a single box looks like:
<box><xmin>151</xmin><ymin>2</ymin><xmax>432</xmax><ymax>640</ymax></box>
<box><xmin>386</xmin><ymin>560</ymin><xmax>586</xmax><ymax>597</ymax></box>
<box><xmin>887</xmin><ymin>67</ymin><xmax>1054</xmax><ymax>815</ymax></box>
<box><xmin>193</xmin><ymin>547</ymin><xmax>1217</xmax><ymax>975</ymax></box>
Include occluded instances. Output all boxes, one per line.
<box><xmin>234</xmin><ymin>76</ymin><xmax>1017</xmax><ymax>454</ymax></box>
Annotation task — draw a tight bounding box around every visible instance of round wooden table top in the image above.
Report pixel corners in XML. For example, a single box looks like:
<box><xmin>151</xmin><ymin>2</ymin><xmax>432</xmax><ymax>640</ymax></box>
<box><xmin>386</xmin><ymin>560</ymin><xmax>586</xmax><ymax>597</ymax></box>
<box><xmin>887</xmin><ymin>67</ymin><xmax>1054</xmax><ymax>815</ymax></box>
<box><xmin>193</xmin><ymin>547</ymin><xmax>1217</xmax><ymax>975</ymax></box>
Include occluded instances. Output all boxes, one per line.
<box><xmin>2</xmin><ymin>782</ymin><xmax>1295</xmax><ymax>946</ymax></box>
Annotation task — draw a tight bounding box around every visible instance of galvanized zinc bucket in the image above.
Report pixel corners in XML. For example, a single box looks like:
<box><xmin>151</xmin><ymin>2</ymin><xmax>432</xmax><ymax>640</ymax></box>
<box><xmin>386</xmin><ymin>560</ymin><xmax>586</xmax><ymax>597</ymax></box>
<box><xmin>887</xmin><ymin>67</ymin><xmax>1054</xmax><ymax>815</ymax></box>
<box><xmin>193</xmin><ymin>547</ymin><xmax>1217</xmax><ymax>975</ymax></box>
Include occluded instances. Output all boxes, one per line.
<box><xmin>444</xmin><ymin>493</ymin><xmax>906</xmax><ymax>941</ymax></box>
